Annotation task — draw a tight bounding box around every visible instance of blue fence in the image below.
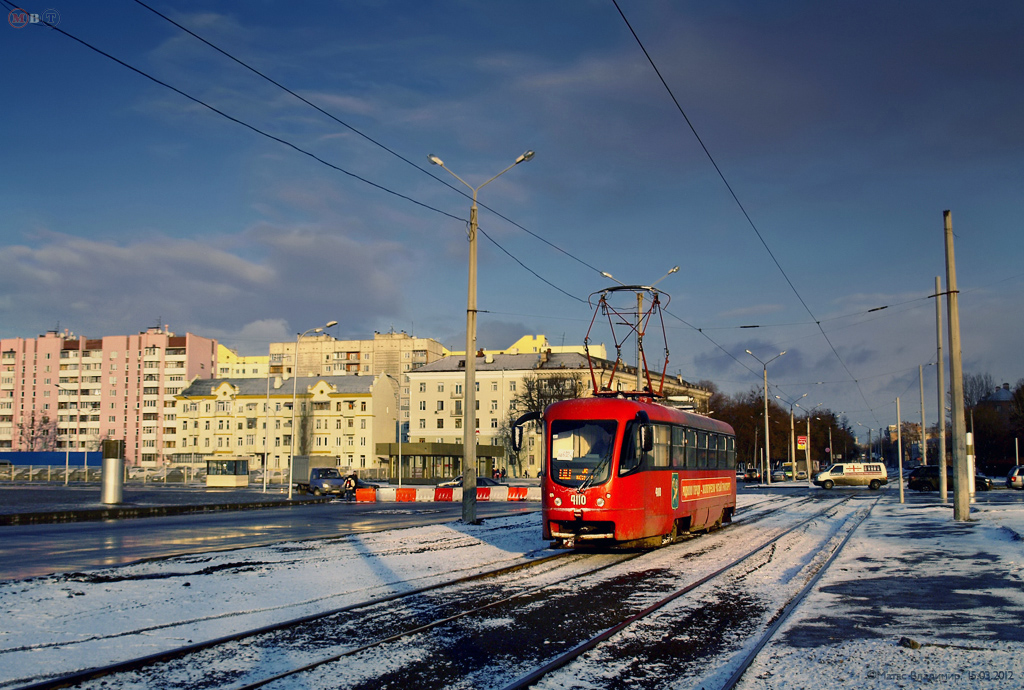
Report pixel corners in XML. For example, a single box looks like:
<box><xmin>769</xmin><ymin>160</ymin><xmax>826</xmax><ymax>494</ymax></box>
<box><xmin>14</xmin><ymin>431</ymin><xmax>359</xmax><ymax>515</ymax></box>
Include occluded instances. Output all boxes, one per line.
<box><xmin>0</xmin><ymin>451</ymin><xmax>102</xmax><ymax>466</ymax></box>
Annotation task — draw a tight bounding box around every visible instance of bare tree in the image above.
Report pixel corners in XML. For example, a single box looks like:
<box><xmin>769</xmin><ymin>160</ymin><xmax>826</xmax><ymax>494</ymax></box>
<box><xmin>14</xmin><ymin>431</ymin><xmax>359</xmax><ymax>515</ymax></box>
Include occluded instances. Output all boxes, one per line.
<box><xmin>17</xmin><ymin>412</ymin><xmax>59</xmax><ymax>451</ymax></box>
<box><xmin>298</xmin><ymin>402</ymin><xmax>313</xmax><ymax>456</ymax></box>
<box><xmin>510</xmin><ymin>372</ymin><xmax>586</xmax><ymax>418</ymax></box>
<box><xmin>963</xmin><ymin>372</ymin><xmax>996</xmax><ymax>409</ymax></box>
<box><xmin>500</xmin><ymin>373</ymin><xmax>585</xmax><ymax>477</ymax></box>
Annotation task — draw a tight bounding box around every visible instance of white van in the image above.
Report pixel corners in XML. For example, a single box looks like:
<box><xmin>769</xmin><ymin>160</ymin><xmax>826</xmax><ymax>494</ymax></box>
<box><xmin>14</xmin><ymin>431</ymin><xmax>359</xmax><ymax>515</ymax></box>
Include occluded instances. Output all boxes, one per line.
<box><xmin>812</xmin><ymin>463</ymin><xmax>887</xmax><ymax>490</ymax></box>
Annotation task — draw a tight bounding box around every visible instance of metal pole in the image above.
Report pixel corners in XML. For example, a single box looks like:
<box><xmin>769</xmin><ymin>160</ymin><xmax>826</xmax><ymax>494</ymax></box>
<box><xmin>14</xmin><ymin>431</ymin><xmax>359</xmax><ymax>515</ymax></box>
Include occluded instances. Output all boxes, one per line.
<box><xmin>636</xmin><ymin>292</ymin><xmax>644</xmax><ymax>392</ymax></box>
<box><xmin>936</xmin><ymin>276</ymin><xmax>947</xmax><ymax>502</ymax></box>
<box><xmin>763</xmin><ymin>366</ymin><xmax>771</xmax><ymax>484</ymax></box>
<box><xmin>897</xmin><ymin>397</ymin><xmax>904</xmax><ymax>504</ymax></box>
<box><xmin>944</xmin><ymin>210</ymin><xmax>970</xmax><ymax>521</ymax></box>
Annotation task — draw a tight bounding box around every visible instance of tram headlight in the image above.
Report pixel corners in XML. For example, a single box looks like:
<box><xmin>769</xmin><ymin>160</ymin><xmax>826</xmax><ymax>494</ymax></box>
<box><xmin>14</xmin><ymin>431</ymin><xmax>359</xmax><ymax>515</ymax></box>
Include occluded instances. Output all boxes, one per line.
<box><xmin>596</xmin><ymin>497</ymin><xmax>606</xmax><ymax>507</ymax></box>
<box><xmin>554</xmin><ymin>497</ymin><xmax>562</xmax><ymax>507</ymax></box>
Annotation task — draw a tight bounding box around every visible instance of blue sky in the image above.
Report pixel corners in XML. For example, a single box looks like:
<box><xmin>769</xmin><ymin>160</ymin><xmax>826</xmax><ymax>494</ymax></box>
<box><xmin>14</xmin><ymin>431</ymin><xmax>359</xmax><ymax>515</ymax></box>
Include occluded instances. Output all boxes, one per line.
<box><xmin>2</xmin><ymin>0</ymin><xmax>1022</xmax><ymax>437</ymax></box>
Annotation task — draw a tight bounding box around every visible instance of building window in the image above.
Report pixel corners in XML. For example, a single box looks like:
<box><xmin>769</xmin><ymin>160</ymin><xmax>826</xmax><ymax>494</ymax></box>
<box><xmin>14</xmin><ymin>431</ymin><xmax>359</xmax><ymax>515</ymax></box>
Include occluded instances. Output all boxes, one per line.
<box><xmin>419</xmin><ymin>382</ymin><xmax>426</xmax><ymax>393</ymax></box>
<box><xmin>437</xmin><ymin>418</ymin><xmax>444</xmax><ymax>429</ymax></box>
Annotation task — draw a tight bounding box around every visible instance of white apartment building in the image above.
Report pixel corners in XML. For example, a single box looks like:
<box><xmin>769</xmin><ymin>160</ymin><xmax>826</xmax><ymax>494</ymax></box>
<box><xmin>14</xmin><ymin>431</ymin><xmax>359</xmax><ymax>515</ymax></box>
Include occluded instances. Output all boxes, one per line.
<box><xmin>173</xmin><ymin>374</ymin><xmax>398</xmax><ymax>474</ymax></box>
<box><xmin>0</xmin><ymin>327</ymin><xmax>216</xmax><ymax>465</ymax></box>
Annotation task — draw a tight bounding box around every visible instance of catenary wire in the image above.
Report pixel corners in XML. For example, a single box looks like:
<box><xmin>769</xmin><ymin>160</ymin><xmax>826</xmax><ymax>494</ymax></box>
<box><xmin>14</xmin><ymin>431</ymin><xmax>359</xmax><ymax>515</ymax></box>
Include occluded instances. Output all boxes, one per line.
<box><xmin>10</xmin><ymin>4</ymin><xmax>588</xmax><ymax>306</ymax></box>
<box><xmin>613</xmin><ymin>0</ymin><xmax>879</xmax><ymax>424</ymax></box>
<box><xmin>131</xmin><ymin>0</ymin><xmax>608</xmax><ymax>280</ymax></box>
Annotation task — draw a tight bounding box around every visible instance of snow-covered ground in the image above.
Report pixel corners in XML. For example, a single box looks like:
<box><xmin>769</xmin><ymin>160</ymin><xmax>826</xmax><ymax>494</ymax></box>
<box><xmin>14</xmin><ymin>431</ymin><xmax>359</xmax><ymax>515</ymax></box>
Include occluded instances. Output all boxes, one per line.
<box><xmin>733</xmin><ymin>498</ymin><xmax>1024</xmax><ymax>690</ymax></box>
<box><xmin>1</xmin><ymin>493</ymin><xmax>1022</xmax><ymax>689</ymax></box>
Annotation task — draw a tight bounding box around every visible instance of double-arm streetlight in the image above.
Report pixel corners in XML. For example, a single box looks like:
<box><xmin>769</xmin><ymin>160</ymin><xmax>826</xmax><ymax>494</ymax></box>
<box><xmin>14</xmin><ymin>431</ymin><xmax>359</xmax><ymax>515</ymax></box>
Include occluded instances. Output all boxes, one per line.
<box><xmin>287</xmin><ymin>320</ymin><xmax>337</xmax><ymax>500</ymax></box>
<box><xmin>776</xmin><ymin>393</ymin><xmax>807</xmax><ymax>479</ymax></box>
<box><xmin>746</xmin><ymin>349</ymin><xmax>785</xmax><ymax>484</ymax></box>
<box><xmin>796</xmin><ymin>401</ymin><xmax>823</xmax><ymax>486</ymax></box>
<box><xmin>428</xmin><ymin>150</ymin><xmax>535</xmax><ymax>524</ymax></box>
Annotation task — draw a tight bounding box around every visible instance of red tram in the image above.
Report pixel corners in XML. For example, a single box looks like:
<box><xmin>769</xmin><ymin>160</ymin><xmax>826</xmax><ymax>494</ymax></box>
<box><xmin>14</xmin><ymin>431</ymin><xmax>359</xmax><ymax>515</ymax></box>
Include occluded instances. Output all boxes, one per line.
<box><xmin>525</xmin><ymin>397</ymin><xmax>736</xmax><ymax>547</ymax></box>
<box><xmin>513</xmin><ymin>280</ymin><xmax>737</xmax><ymax>547</ymax></box>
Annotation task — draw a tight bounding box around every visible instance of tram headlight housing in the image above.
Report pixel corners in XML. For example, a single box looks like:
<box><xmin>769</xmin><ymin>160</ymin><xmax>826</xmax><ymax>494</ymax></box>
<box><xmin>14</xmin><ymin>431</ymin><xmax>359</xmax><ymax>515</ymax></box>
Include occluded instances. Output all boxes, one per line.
<box><xmin>554</xmin><ymin>497</ymin><xmax>562</xmax><ymax>507</ymax></box>
<box><xmin>596</xmin><ymin>497</ymin><xmax>606</xmax><ymax>507</ymax></box>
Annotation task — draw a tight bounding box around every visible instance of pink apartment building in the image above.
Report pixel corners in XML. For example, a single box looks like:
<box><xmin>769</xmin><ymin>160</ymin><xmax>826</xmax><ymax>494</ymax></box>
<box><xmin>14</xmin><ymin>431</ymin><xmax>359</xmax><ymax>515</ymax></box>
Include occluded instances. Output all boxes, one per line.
<box><xmin>0</xmin><ymin>327</ymin><xmax>216</xmax><ymax>465</ymax></box>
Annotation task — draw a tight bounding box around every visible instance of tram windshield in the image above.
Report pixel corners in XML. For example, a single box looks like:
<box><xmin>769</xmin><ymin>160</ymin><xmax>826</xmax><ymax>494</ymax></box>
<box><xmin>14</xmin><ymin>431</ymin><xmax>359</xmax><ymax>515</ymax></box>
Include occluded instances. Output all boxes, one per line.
<box><xmin>550</xmin><ymin>419</ymin><xmax>617</xmax><ymax>488</ymax></box>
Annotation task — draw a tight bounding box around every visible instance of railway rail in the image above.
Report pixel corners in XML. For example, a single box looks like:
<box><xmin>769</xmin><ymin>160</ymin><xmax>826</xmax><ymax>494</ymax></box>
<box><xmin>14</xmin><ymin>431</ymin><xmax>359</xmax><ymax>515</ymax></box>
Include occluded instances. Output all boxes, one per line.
<box><xmin>12</xmin><ymin>494</ymin><xmax>841</xmax><ymax>690</ymax></box>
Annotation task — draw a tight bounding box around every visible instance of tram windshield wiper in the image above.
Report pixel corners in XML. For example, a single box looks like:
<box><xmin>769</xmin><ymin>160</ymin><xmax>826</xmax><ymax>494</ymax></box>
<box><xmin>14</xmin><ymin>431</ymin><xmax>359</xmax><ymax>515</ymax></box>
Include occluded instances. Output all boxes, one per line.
<box><xmin>577</xmin><ymin>453</ymin><xmax>610</xmax><ymax>493</ymax></box>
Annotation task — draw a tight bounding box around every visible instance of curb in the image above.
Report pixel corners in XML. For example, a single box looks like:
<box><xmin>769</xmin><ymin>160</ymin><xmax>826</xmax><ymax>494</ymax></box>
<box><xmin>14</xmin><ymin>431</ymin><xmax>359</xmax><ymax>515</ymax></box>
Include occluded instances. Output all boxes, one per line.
<box><xmin>0</xmin><ymin>497</ymin><xmax>333</xmax><ymax>526</ymax></box>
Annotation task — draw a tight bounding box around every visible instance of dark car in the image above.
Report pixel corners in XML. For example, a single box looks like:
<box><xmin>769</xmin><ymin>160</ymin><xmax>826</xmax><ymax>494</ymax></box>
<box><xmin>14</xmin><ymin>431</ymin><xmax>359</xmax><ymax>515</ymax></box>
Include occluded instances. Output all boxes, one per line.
<box><xmin>907</xmin><ymin>465</ymin><xmax>992</xmax><ymax>492</ymax></box>
<box><xmin>742</xmin><ymin>467</ymin><xmax>761</xmax><ymax>482</ymax></box>
<box><xmin>347</xmin><ymin>475</ymin><xmax>380</xmax><ymax>490</ymax></box>
<box><xmin>437</xmin><ymin>476</ymin><xmax>500</xmax><ymax>488</ymax></box>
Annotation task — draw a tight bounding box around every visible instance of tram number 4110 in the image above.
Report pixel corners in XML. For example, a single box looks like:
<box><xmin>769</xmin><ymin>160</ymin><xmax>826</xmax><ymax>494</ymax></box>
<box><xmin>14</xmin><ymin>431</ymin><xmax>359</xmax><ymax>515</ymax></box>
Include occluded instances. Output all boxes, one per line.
<box><xmin>570</xmin><ymin>494</ymin><xmax>587</xmax><ymax>506</ymax></box>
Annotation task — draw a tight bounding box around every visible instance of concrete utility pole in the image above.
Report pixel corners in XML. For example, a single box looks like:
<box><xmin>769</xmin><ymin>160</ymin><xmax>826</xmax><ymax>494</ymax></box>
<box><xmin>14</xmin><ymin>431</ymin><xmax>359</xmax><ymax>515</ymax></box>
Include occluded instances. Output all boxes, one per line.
<box><xmin>429</xmin><ymin>151</ymin><xmax>534</xmax><ymax>524</ymax></box>
<box><xmin>897</xmin><ymin>398</ymin><xmax>905</xmax><ymax>504</ymax></box>
<box><xmin>919</xmin><ymin>365</ymin><xmax>926</xmax><ymax>467</ymax></box>
<box><xmin>944</xmin><ymin>211</ymin><xmax>970</xmax><ymax>521</ymax></box>
<box><xmin>935</xmin><ymin>276</ymin><xmax>947</xmax><ymax>502</ymax></box>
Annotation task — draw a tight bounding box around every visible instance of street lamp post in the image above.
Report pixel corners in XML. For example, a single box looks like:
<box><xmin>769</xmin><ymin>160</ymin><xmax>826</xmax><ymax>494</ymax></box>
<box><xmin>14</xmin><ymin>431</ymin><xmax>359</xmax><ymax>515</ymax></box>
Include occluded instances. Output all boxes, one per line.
<box><xmin>428</xmin><ymin>150</ymin><xmax>534</xmax><ymax>524</ymax></box>
<box><xmin>778</xmin><ymin>393</ymin><xmax>807</xmax><ymax>480</ymax></box>
<box><xmin>797</xmin><ymin>401</ymin><xmax>823</xmax><ymax>487</ymax></box>
<box><xmin>287</xmin><ymin>320</ymin><xmax>337</xmax><ymax>501</ymax></box>
<box><xmin>747</xmin><ymin>350</ymin><xmax>785</xmax><ymax>484</ymax></box>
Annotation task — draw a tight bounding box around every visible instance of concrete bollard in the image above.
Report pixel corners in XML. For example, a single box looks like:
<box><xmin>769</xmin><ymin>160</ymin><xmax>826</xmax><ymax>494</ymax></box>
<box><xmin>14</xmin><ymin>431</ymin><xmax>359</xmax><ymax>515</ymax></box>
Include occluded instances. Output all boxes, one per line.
<box><xmin>100</xmin><ymin>440</ymin><xmax>125</xmax><ymax>505</ymax></box>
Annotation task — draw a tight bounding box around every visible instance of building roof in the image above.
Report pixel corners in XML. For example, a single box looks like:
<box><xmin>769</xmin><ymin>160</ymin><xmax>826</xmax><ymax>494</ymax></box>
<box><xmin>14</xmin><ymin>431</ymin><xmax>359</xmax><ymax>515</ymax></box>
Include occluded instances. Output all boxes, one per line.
<box><xmin>181</xmin><ymin>375</ymin><xmax>381</xmax><ymax>397</ymax></box>
<box><xmin>410</xmin><ymin>352</ymin><xmax>591</xmax><ymax>373</ymax></box>
<box><xmin>980</xmin><ymin>384</ymin><xmax>1014</xmax><ymax>403</ymax></box>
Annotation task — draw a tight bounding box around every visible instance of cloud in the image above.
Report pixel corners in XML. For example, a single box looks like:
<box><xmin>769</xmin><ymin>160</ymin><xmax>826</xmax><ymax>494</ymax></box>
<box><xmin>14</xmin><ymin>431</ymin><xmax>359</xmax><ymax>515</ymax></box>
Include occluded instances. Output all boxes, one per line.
<box><xmin>0</xmin><ymin>223</ymin><xmax>412</xmax><ymax>347</ymax></box>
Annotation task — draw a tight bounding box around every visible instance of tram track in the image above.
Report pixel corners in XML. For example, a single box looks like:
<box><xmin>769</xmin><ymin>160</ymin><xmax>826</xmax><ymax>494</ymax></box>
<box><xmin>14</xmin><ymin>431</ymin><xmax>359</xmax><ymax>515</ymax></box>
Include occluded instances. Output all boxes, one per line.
<box><xmin>498</xmin><ymin>495</ymin><xmax>868</xmax><ymax>690</ymax></box>
<box><xmin>11</xmin><ymin>493</ymin><xmax>840</xmax><ymax>690</ymax></box>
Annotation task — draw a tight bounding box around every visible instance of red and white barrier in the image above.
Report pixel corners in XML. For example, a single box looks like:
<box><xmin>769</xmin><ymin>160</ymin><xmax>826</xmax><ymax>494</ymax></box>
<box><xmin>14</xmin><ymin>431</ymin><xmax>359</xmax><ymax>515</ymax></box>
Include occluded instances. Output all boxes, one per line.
<box><xmin>350</xmin><ymin>485</ymin><xmax>541</xmax><ymax>503</ymax></box>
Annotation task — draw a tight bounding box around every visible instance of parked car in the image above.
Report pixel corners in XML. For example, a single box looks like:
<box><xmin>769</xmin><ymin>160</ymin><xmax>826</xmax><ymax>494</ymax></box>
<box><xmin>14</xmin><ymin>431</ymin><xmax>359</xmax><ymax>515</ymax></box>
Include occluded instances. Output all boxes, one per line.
<box><xmin>437</xmin><ymin>476</ymin><xmax>500</xmax><ymax>488</ymax></box>
<box><xmin>907</xmin><ymin>465</ymin><xmax>993</xmax><ymax>492</ymax></box>
<box><xmin>1007</xmin><ymin>466</ymin><xmax>1024</xmax><ymax>490</ymax></box>
<box><xmin>771</xmin><ymin>469</ymin><xmax>787</xmax><ymax>482</ymax></box>
<box><xmin>347</xmin><ymin>474</ymin><xmax>381</xmax><ymax>490</ymax></box>
<box><xmin>742</xmin><ymin>467</ymin><xmax>761</xmax><ymax>482</ymax></box>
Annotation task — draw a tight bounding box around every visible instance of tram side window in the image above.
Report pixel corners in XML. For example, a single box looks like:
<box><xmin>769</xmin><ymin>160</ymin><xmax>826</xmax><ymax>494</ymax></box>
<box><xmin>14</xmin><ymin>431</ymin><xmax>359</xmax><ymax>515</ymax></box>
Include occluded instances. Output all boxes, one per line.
<box><xmin>708</xmin><ymin>434</ymin><xmax>719</xmax><ymax>467</ymax></box>
<box><xmin>686</xmin><ymin>429</ymin><xmax>697</xmax><ymax>468</ymax></box>
<box><xmin>727</xmin><ymin>436</ymin><xmax>736</xmax><ymax>469</ymax></box>
<box><xmin>652</xmin><ymin>424</ymin><xmax>671</xmax><ymax>468</ymax></box>
<box><xmin>697</xmin><ymin>431</ymin><xmax>708</xmax><ymax>467</ymax></box>
<box><xmin>671</xmin><ymin>426</ymin><xmax>686</xmax><ymax>468</ymax></box>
